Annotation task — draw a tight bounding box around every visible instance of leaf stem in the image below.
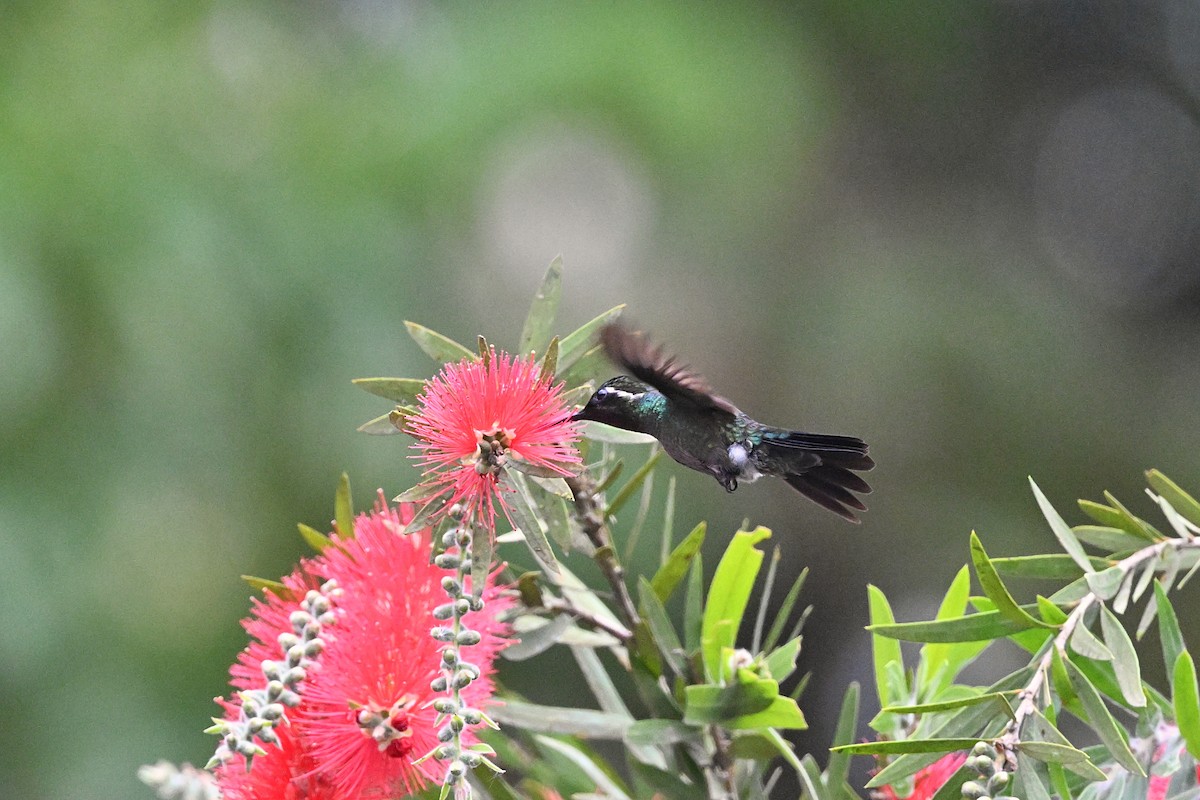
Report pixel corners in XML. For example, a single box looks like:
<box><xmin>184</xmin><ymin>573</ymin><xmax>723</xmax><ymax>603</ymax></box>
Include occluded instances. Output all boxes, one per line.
<box><xmin>564</xmin><ymin>473</ymin><xmax>642</xmax><ymax>636</ymax></box>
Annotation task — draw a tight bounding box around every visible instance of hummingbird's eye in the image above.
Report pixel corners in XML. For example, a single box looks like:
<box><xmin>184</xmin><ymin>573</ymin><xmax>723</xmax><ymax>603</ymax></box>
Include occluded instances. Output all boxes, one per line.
<box><xmin>596</xmin><ymin>387</ymin><xmax>612</xmax><ymax>400</ymax></box>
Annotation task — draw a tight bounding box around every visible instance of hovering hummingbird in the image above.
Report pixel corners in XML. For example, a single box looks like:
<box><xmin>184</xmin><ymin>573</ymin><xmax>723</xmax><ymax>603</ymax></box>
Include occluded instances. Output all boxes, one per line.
<box><xmin>572</xmin><ymin>324</ymin><xmax>874</xmax><ymax>522</ymax></box>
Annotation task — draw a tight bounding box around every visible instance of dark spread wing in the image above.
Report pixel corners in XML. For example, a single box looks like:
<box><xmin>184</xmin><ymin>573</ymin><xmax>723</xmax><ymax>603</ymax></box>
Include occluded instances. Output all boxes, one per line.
<box><xmin>600</xmin><ymin>323</ymin><xmax>740</xmax><ymax>415</ymax></box>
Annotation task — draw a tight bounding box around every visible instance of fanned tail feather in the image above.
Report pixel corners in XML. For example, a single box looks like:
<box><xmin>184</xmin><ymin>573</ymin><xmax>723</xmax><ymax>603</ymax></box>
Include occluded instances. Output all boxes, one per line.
<box><xmin>765</xmin><ymin>428</ymin><xmax>874</xmax><ymax>523</ymax></box>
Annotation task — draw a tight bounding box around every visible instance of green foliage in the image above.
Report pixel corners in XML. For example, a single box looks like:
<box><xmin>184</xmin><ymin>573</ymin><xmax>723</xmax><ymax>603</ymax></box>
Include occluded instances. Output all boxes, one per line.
<box><xmin>852</xmin><ymin>471</ymin><xmax>1200</xmax><ymax>800</ymax></box>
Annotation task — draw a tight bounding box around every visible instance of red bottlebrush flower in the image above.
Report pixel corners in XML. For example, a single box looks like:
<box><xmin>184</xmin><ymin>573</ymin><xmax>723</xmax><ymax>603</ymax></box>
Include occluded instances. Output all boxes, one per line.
<box><xmin>213</xmin><ymin>492</ymin><xmax>511</xmax><ymax>800</ymax></box>
<box><xmin>406</xmin><ymin>349</ymin><xmax>581</xmax><ymax>530</ymax></box>
<box><xmin>877</xmin><ymin>752</ymin><xmax>967</xmax><ymax>800</ymax></box>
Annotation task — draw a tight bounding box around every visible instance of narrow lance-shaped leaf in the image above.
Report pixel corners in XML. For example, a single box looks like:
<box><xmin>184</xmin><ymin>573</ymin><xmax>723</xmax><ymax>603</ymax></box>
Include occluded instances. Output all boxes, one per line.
<box><xmin>335</xmin><ymin>472</ymin><xmax>354</xmax><ymax>539</ymax></box>
<box><xmin>991</xmin><ymin>553</ymin><xmax>1105</xmax><ymax>580</ymax></box>
<box><xmin>357</xmin><ymin>412</ymin><xmax>404</xmax><ymax>435</ymax></box>
<box><xmin>604</xmin><ymin>449</ymin><xmax>662</xmax><ymax>518</ymax></box>
<box><xmin>351</xmin><ymin>377</ymin><xmax>426</xmax><ymax>404</ymax></box>
<box><xmin>637</xmin><ymin>577</ymin><xmax>685</xmax><ymax>677</ymax></box>
<box><xmin>650</xmin><ymin>521</ymin><xmax>705</xmax><ymax>604</ymax></box>
<box><xmin>519</xmin><ymin>257</ymin><xmax>563</xmax><ymax>356</ymax></box>
<box><xmin>1014</xmin><ymin>752</ymin><xmax>1053</xmax><ymax>800</ymax></box>
<box><xmin>831</xmin><ymin>738</ymin><xmax>983</xmax><ymax>756</ymax></box>
<box><xmin>1155</xmin><ymin>581</ymin><xmax>1185</xmax><ymax>690</ymax></box>
<box><xmin>557</xmin><ymin>304</ymin><xmax>625</xmax><ymax>372</ymax></box>
<box><xmin>971</xmin><ymin>531</ymin><xmax>1055</xmax><ymax>629</ymax></box>
<box><xmin>1175</xmin><ymin>650</ymin><xmax>1200</xmax><ymax>760</ymax></box>
<box><xmin>242</xmin><ymin>575</ymin><xmax>287</xmax><ymax>596</ymax></box>
<box><xmin>537</xmin><ymin>336</ymin><xmax>559</xmax><ymax>384</ymax></box>
<box><xmin>762</xmin><ymin>567</ymin><xmax>808</xmax><ymax>654</ymax></box>
<box><xmin>869</xmin><ymin>608</ymin><xmax>1039</xmax><ymax>643</ymax></box>
<box><xmin>1104</xmin><ymin>490</ymin><xmax>1161</xmax><ymax>540</ymax></box>
<box><xmin>867</xmin><ymin>585</ymin><xmax>904</xmax><ymax>707</ymax></box>
<box><xmin>1147</xmin><ymin>469</ymin><xmax>1200</xmax><ymax>529</ymax></box>
<box><xmin>297</xmin><ymin>523</ymin><xmax>335</xmax><ymax>553</ymax></box>
<box><xmin>918</xmin><ymin>565</ymin><xmax>971</xmax><ymax>696</ymax></box>
<box><xmin>866</xmin><ymin>667</ymin><xmax>1033</xmax><ymax>788</ymax></box>
<box><xmin>824</xmin><ymin>682</ymin><xmax>860</xmax><ymax>794</ymax></box>
<box><xmin>1068</xmin><ymin>619</ymin><xmax>1113</xmax><ymax>661</ymax></box>
<box><xmin>1062</xmin><ymin>656</ymin><xmax>1144</xmax><ymax>774</ymax></box>
<box><xmin>702</xmin><ymin>527</ymin><xmax>771</xmax><ymax>681</ymax></box>
<box><xmin>503</xmin><ymin>469</ymin><xmax>560</xmax><ymax>575</ymax></box>
<box><xmin>882</xmin><ymin>692</ymin><xmax>1016</xmax><ymax>718</ymax></box>
<box><xmin>1074</xmin><ymin>525</ymin><xmax>1150</xmax><ymax>554</ymax></box>
<box><xmin>1031</xmin><ymin>478</ymin><xmax>1094</xmax><ymax>573</ymax></box>
<box><xmin>684</xmin><ymin>553</ymin><xmax>704</xmax><ymax>653</ymax></box>
<box><xmin>1099</xmin><ymin>604</ymin><xmax>1146</xmax><ymax>707</ymax></box>
<box><xmin>470</xmin><ymin>518</ymin><xmax>493</xmax><ymax>601</ymax></box>
<box><xmin>404</xmin><ymin>321</ymin><xmax>476</xmax><ymax>363</ymax></box>
<box><xmin>752</xmin><ymin>547</ymin><xmax>781</xmax><ymax>654</ymax></box>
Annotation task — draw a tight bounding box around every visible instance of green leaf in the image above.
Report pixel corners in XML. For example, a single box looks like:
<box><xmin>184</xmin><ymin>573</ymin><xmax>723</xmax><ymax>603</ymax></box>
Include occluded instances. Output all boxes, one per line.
<box><xmin>1103</xmin><ymin>490</ymin><xmax>1161</xmax><ymax>541</ymax></box>
<box><xmin>471</xmin><ymin>518</ymin><xmax>493</xmax><ymax>601</ymax></box>
<box><xmin>869</xmin><ymin>608</ymin><xmax>1039</xmax><ymax>643</ymax></box>
<box><xmin>919</xmin><ymin>566</ymin><xmax>972</xmax><ymax>696</ymax></box>
<box><xmin>868</xmin><ymin>585</ymin><xmax>905</xmax><ymax>707</ymax></box>
<box><xmin>1016</xmin><ymin>740</ymin><xmax>1096</xmax><ymax>765</ymax></box>
<box><xmin>762</xmin><ymin>567</ymin><xmax>808</xmax><ymax>655</ymax></box>
<box><xmin>1014</xmin><ymin>752</ymin><xmax>1053</xmax><ymax>800</ymax></box>
<box><xmin>991</xmin><ymin>554</ymin><xmax>1104</xmax><ymax>579</ymax></box>
<box><xmin>725</xmin><ymin>695</ymin><xmax>808</xmax><ymax>730</ymax></box>
<box><xmin>392</xmin><ymin>483</ymin><xmax>444</xmax><ymax>504</ymax></box>
<box><xmin>1068</xmin><ymin>620</ymin><xmax>1113</xmax><ymax>661</ymax></box>
<box><xmin>502</xmin><ymin>470</ymin><xmax>560</xmax><ymax>575</ymax></box>
<box><xmin>1147</xmin><ymin>469</ymin><xmax>1200</xmax><ymax>529</ymax></box>
<box><xmin>650</xmin><ymin>522</ymin><xmax>706</xmax><ymax>604</ymax></box>
<box><xmin>519</xmin><ymin>256</ymin><xmax>563</xmax><ymax>356</ymax></box>
<box><xmin>1084</xmin><ymin>566</ymin><xmax>1126</xmax><ymax>600</ymax></box>
<box><xmin>400</xmin><ymin>493</ymin><xmax>448</xmax><ymax>534</ymax></box>
<box><xmin>824</xmin><ymin>683</ymin><xmax>860</xmax><ymax>793</ymax></box>
<box><xmin>604</xmin><ymin>449</ymin><xmax>662</xmax><ymax>518</ymax></box>
<box><xmin>559</xmin><ymin>344</ymin><xmax>609</xmax><ymax>389</ymax></box>
<box><xmin>403</xmin><ymin>321</ymin><xmax>475</xmax><ymax>363</ymax></box>
<box><xmin>1030</xmin><ymin>705</ymin><xmax>1107</xmax><ymax>782</ymax></box>
<box><xmin>1063</xmin><ymin>656</ymin><xmax>1144</xmax><ymax>774</ymax></box>
<box><xmin>882</xmin><ymin>692</ymin><xmax>1015</xmax><ymax>718</ymax></box>
<box><xmin>624</xmin><ymin>719</ymin><xmax>699</xmax><ymax>748</ymax></box>
<box><xmin>866</xmin><ymin>667</ymin><xmax>1033</xmax><ymax>788</ymax></box>
<box><xmin>1155</xmin><ymin>581</ymin><xmax>1185</xmax><ymax>689</ymax></box>
<box><xmin>350</xmin><ymin>377</ymin><xmax>426</xmax><ymax>404</ymax></box>
<box><xmin>701</xmin><ymin>526</ymin><xmax>771</xmax><ymax>681</ymax></box>
<box><xmin>1074</xmin><ymin>525</ymin><xmax>1149</xmax><ymax>554</ymax></box>
<box><xmin>1037</xmin><ymin>595</ymin><xmax>1069</xmax><ymax>625</ymax></box>
<box><xmin>1175</xmin><ymin>650</ymin><xmax>1200</xmax><ymax>760</ymax></box>
<box><xmin>557</xmin><ymin>304</ymin><xmax>625</xmax><ymax>372</ymax></box>
<box><xmin>334</xmin><ymin>472</ymin><xmax>354</xmax><ymax>539</ymax></box>
<box><xmin>683</xmin><ymin>681</ymin><xmax>777</xmax><ymax>724</ymax></box>
<box><xmin>503</xmin><ymin>615</ymin><xmax>573</xmax><ymax>661</ymax></box>
<box><xmin>356</xmin><ymin>412</ymin><xmax>404</xmax><ymax>435</ymax></box>
<box><xmin>926</xmin><ymin>765</ymin><xmax>975</xmax><ymax>800</ymax></box>
<box><xmin>637</xmin><ymin>578</ymin><xmax>685</xmax><ymax>677</ymax></box>
<box><xmin>297</xmin><ymin>523</ymin><xmax>335</xmax><ymax>553</ymax></box>
<box><xmin>1099</xmin><ymin>604</ymin><xmax>1146</xmax><ymax>707</ymax></box>
<box><xmin>537</xmin><ymin>336</ymin><xmax>559</xmax><ymax>384</ymax></box>
<box><xmin>1031</xmin><ymin>478</ymin><xmax>1094</xmax><ymax>573</ymax></box>
<box><xmin>242</xmin><ymin>575</ymin><xmax>287</xmax><ymax>596</ymax></box>
<box><xmin>490</xmin><ymin>700</ymin><xmax>630</xmax><ymax>738</ymax></box>
<box><xmin>764</xmin><ymin>637</ymin><xmax>802</xmax><ymax>683</ymax></box>
<box><xmin>831</xmin><ymin>738</ymin><xmax>981</xmax><ymax>756</ymax></box>
<box><xmin>970</xmin><ymin>531</ymin><xmax>1054</xmax><ymax>629</ymax></box>
<box><xmin>684</xmin><ymin>553</ymin><xmax>704</xmax><ymax>653</ymax></box>
<box><xmin>534</xmin><ymin>736</ymin><xmax>632</xmax><ymax>800</ymax></box>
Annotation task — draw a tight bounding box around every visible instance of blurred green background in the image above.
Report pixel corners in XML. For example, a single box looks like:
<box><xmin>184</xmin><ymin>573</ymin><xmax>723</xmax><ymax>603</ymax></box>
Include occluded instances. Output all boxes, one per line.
<box><xmin>4</xmin><ymin>2</ymin><xmax>1200</xmax><ymax>798</ymax></box>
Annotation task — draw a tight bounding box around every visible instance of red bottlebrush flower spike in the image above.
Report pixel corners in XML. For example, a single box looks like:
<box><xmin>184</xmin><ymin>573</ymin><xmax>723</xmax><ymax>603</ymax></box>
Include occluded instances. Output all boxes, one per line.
<box><xmin>212</xmin><ymin>492</ymin><xmax>511</xmax><ymax>800</ymax></box>
<box><xmin>877</xmin><ymin>752</ymin><xmax>967</xmax><ymax>800</ymax></box>
<box><xmin>406</xmin><ymin>348</ymin><xmax>581</xmax><ymax>531</ymax></box>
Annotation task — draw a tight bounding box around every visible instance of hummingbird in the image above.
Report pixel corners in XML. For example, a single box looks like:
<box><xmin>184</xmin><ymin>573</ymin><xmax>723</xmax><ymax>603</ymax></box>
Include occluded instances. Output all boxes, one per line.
<box><xmin>572</xmin><ymin>324</ymin><xmax>874</xmax><ymax>522</ymax></box>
